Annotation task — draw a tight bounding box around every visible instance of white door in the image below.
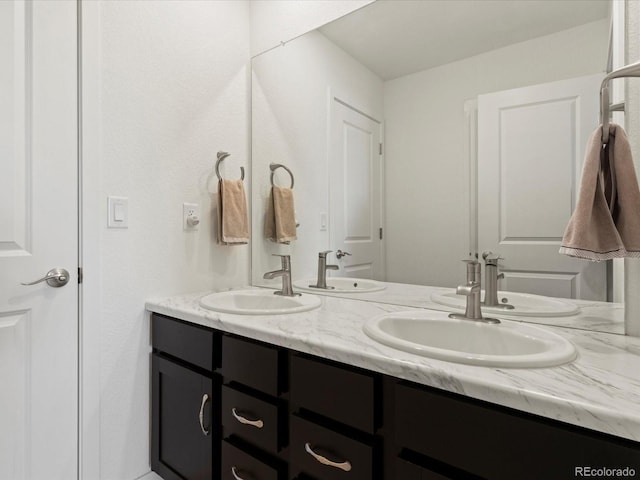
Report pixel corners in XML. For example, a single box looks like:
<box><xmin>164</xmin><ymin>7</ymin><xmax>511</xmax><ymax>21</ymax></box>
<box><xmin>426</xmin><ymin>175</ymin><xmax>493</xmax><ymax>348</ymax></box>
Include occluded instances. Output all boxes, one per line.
<box><xmin>0</xmin><ymin>2</ymin><xmax>78</xmax><ymax>479</ymax></box>
<box><xmin>477</xmin><ymin>74</ymin><xmax>606</xmax><ymax>300</ymax></box>
<box><xmin>330</xmin><ymin>98</ymin><xmax>384</xmax><ymax>280</ymax></box>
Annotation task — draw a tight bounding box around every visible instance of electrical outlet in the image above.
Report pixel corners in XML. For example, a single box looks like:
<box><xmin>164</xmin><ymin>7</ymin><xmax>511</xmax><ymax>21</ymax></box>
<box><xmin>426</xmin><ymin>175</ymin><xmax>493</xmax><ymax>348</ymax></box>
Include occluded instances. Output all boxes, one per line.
<box><xmin>183</xmin><ymin>203</ymin><xmax>200</xmax><ymax>230</ymax></box>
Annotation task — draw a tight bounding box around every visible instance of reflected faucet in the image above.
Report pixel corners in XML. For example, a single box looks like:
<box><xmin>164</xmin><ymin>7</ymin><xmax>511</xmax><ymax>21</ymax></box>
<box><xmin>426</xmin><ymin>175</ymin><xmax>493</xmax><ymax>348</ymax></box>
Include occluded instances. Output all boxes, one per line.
<box><xmin>309</xmin><ymin>251</ymin><xmax>339</xmax><ymax>290</ymax></box>
<box><xmin>263</xmin><ymin>254</ymin><xmax>300</xmax><ymax>297</ymax></box>
<box><xmin>449</xmin><ymin>259</ymin><xmax>500</xmax><ymax>324</ymax></box>
<box><xmin>482</xmin><ymin>252</ymin><xmax>514</xmax><ymax>310</ymax></box>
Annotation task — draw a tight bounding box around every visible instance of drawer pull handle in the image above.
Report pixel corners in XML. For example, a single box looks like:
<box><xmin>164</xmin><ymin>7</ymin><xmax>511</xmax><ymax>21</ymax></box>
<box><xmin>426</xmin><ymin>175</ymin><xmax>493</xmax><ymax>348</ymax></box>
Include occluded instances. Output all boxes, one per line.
<box><xmin>199</xmin><ymin>394</ymin><xmax>210</xmax><ymax>436</ymax></box>
<box><xmin>304</xmin><ymin>442</ymin><xmax>352</xmax><ymax>472</ymax></box>
<box><xmin>231</xmin><ymin>466</ymin><xmax>245</xmax><ymax>480</ymax></box>
<box><xmin>232</xmin><ymin>407</ymin><xmax>264</xmax><ymax>429</ymax></box>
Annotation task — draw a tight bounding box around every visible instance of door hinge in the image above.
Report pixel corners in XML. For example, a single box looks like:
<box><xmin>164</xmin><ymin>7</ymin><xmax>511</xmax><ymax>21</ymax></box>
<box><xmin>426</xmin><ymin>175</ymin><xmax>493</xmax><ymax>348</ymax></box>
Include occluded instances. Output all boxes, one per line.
<box><xmin>379</xmin><ymin>227</ymin><xmax>383</xmax><ymax>240</ymax></box>
<box><xmin>78</xmin><ymin>267</ymin><xmax>83</xmax><ymax>284</ymax></box>
<box><xmin>379</xmin><ymin>143</ymin><xmax>383</xmax><ymax>155</ymax></box>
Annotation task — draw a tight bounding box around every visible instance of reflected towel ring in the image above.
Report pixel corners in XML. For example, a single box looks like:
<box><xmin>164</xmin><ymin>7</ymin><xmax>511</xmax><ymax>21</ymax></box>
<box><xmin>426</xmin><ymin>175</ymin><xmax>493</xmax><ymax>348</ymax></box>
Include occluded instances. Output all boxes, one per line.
<box><xmin>600</xmin><ymin>59</ymin><xmax>640</xmax><ymax>145</ymax></box>
<box><xmin>270</xmin><ymin>163</ymin><xmax>294</xmax><ymax>189</ymax></box>
<box><xmin>215</xmin><ymin>151</ymin><xmax>245</xmax><ymax>181</ymax></box>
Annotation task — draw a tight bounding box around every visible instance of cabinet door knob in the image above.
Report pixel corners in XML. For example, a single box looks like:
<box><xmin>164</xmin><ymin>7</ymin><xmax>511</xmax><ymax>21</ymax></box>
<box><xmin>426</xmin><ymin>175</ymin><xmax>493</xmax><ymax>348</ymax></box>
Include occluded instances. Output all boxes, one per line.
<box><xmin>198</xmin><ymin>394</ymin><xmax>210</xmax><ymax>436</ymax></box>
<box><xmin>231</xmin><ymin>407</ymin><xmax>264</xmax><ymax>429</ymax></box>
<box><xmin>304</xmin><ymin>442</ymin><xmax>352</xmax><ymax>472</ymax></box>
<box><xmin>231</xmin><ymin>466</ymin><xmax>245</xmax><ymax>480</ymax></box>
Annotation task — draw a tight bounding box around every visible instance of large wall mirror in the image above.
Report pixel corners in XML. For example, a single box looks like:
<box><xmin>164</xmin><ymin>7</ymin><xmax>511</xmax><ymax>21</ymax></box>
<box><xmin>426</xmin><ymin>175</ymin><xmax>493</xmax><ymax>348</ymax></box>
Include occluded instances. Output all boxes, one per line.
<box><xmin>251</xmin><ymin>0</ymin><xmax>622</xmax><ymax>329</ymax></box>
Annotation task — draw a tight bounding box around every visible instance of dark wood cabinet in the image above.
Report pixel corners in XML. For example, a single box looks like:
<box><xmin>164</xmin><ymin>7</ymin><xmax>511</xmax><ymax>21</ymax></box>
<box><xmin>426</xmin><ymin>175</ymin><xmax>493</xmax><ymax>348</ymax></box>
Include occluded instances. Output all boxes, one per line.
<box><xmin>152</xmin><ymin>354</ymin><xmax>215</xmax><ymax>480</ymax></box>
<box><xmin>289</xmin><ymin>415</ymin><xmax>377</xmax><ymax>480</ymax></box>
<box><xmin>394</xmin><ymin>381</ymin><xmax>640</xmax><ymax>480</ymax></box>
<box><xmin>151</xmin><ymin>313</ymin><xmax>640</xmax><ymax>480</ymax></box>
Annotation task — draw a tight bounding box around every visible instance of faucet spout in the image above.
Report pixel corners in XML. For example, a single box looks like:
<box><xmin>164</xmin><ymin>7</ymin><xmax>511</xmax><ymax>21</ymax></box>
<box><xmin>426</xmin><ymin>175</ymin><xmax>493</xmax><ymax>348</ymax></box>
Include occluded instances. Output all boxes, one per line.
<box><xmin>263</xmin><ymin>270</ymin><xmax>285</xmax><ymax>280</ymax></box>
<box><xmin>456</xmin><ymin>282</ymin><xmax>480</xmax><ymax>296</ymax></box>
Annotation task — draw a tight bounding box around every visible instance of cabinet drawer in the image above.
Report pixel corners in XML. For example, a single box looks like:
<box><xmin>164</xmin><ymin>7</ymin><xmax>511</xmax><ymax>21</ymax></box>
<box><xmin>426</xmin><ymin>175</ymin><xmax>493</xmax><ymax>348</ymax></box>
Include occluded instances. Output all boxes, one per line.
<box><xmin>221</xmin><ymin>441</ymin><xmax>283</xmax><ymax>480</ymax></box>
<box><xmin>395</xmin><ymin>458</ymin><xmax>453</xmax><ymax>480</ymax></box>
<box><xmin>152</xmin><ymin>313</ymin><xmax>215</xmax><ymax>371</ymax></box>
<box><xmin>290</xmin><ymin>415</ymin><xmax>375</xmax><ymax>480</ymax></box>
<box><xmin>395</xmin><ymin>382</ymin><xmax>640</xmax><ymax>480</ymax></box>
<box><xmin>222</xmin><ymin>385</ymin><xmax>282</xmax><ymax>454</ymax></box>
<box><xmin>221</xmin><ymin>335</ymin><xmax>284</xmax><ymax>396</ymax></box>
<box><xmin>290</xmin><ymin>354</ymin><xmax>377</xmax><ymax>433</ymax></box>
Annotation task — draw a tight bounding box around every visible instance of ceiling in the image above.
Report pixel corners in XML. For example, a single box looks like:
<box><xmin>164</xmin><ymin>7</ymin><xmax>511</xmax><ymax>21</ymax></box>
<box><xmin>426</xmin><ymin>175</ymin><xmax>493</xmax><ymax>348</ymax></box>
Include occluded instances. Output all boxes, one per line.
<box><xmin>319</xmin><ymin>0</ymin><xmax>610</xmax><ymax>80</ymax></box>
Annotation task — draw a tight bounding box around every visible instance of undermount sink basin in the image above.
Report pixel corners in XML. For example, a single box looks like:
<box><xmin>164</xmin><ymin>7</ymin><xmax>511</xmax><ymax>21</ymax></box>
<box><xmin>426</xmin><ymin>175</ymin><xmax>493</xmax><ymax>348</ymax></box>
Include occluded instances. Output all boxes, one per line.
<box><xmin>199</xmin><ymin>289</ymin><xmax>321</xmax><ymax>315</ymax></box>
<box><xmin>430</xmin><ymin>290</ymin><xmax>579</xmax><ymax>317</ymax></box>
<box><xmin>363</xmin><ymin>311</ymin><xmax>576</xmax><ymax>368</ymax></box>
<box><xmin>293</xmin><ymin>277</ymin><xmax>386</xmax><ymax>293</ymax></box>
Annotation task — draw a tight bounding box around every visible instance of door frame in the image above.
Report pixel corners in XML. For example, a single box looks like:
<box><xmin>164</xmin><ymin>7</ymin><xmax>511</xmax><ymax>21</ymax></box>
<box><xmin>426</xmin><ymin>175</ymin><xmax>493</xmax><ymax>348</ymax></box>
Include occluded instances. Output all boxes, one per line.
<box><xmin>79</xmin><ymin>1</ymin><xmax>101</xmax><ymax>479</ymax></box>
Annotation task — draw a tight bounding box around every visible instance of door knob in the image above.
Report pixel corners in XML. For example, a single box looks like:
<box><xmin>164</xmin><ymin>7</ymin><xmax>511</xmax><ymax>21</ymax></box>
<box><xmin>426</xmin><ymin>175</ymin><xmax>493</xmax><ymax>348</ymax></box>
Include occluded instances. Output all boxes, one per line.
<box><xmin>21</xmin><ymin>268</ymin><xmax>70</xmax><ymax>288</ymax></box>
<box><xmin>336</xmin><ymin>250</ymin><xmax>352</xmax><ymax>260</ymax></box>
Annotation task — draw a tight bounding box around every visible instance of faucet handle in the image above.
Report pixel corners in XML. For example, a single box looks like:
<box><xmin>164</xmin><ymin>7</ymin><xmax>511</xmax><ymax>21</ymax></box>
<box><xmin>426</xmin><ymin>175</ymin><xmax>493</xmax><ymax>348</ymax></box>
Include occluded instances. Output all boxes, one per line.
<box><xmin>482</xmin><ymin>251</ymin><xmax>503</xmax><ymax>263</ymax></box>
<box><xmin>271</xmin><ymin>253</ymin><xmax>291</xmax><ymax>268</ymax></box>
<box><xmin>318</xmin><ymin>250</ymin><xmax>333</xmax><ymax>258</ymax></box>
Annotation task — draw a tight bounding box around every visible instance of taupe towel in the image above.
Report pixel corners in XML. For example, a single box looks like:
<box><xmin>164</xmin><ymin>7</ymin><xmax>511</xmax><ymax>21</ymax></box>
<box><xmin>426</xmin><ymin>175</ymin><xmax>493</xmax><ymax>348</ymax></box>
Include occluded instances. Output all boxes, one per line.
<box><xmin>559</xmin><ymin>123</ymin><xmax>640</xmax><ymax>260</ymax></box>
<box><xmin>264</xmin><ymin>186</ymin><xmax>297</xmax><ymax>244</ymax></box>
<box><xmin>217</xmin><ymin>179</ymin><xmax>249</xmax><ymax>245</ymax></box>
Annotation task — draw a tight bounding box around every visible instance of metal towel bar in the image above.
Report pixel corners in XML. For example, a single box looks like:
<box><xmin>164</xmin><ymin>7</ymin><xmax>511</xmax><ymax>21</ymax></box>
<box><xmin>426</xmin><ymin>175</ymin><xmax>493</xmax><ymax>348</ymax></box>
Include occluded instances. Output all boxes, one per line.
<box><xmin>215</xmin><ymin>151</ymin><xmax>245</xmax><ymax>181</ymax></box>
<box><xmin>269</xmin><ymin>163</ymin><xmax>295</xmax><ymax>189</ymax></box>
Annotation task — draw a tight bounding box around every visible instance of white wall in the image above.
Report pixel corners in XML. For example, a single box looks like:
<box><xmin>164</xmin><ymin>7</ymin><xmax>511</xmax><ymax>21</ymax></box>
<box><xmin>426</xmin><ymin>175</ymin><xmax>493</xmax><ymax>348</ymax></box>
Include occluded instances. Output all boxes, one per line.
<box><xmin>250</xmin><ymin>0</ymin><xmax>373</xmax><ymax>56</ymax></box>
<box><xmin>383</xmin><ymin>19</ymin><xmax>608</xmax><ymax>287</ymax></box>
<box><xmin>251</xmin><ymin>30</ymin><xmax>383</xmax><ymax>285</ymax></box>
<box><xmin>82</xmin><ymin>2</ymin><xmax>250</xmax><ymax>479</ymax></box>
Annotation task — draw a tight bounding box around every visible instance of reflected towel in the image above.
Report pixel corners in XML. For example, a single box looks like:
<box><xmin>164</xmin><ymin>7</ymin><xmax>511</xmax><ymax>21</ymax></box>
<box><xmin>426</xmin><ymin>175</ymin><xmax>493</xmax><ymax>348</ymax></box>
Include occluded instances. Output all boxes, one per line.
<box><xmin>217</xmin><ymin>179</ymin><xmax>249</xmax><ymax>245</ymax></box>
<box><xmin>264</xmin><ymin>186</ymin><xmax>297</xmax><ymax>244</ymax></box>
<box><xmin>559</xmin><ymin>123</ymin><xmax>640</xmax><ymax>260</ymax></box>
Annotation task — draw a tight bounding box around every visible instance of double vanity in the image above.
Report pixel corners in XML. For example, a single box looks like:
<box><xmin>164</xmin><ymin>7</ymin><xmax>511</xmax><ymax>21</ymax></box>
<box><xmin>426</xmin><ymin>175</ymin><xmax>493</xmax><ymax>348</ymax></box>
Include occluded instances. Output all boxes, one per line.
<box><xmin>147</xmin><ymin>280</ymin><xmax>640</xmax><ymax>480</ymax></box>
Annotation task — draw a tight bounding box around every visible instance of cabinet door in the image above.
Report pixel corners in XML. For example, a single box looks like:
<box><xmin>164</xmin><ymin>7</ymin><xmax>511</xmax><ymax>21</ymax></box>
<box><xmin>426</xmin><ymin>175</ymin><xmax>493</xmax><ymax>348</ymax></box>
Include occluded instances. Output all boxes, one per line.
<box><xmin>152</xmin><ymin>354</ymin><xmax>214</xmax><ymax>480</ymax></box>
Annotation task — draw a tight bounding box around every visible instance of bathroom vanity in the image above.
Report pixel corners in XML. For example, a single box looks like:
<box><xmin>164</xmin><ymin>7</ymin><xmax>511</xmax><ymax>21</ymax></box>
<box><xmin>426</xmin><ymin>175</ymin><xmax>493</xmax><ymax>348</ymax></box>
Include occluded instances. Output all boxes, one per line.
<box><xmin>147</xmin><ymin>290</ymin><xmax>640</xmax><ymax>480</ymax></box>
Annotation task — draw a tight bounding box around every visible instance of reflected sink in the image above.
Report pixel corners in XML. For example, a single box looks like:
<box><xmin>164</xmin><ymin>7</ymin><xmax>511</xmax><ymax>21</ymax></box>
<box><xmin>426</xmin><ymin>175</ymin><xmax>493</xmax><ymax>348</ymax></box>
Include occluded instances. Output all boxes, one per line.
<box><xmin>199</xmin><ymin>289</ymin><xmax>321</xmax><ymax>315</ymax></box>
<box><xmin>430</xmin><ymin>290</ymin><xmax>579</xmax><ymax>317</ymax></box>
<box><xmin>363</xmin><ymin>311</ymin><xmax>576</xmax><ymax>368</ymax></box>
<box><xmin>293</xmin><ymin>277</ymin><xmax>386</xmax><ymax>293</ymax></box>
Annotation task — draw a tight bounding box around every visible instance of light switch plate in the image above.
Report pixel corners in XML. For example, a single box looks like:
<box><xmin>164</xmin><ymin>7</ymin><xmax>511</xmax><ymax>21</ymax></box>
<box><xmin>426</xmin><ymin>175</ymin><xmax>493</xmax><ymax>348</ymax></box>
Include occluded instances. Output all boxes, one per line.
<box><xmin>108</xmin><ymin>196</ymin><xmax>128</xmax><ymax>228</ymax></box>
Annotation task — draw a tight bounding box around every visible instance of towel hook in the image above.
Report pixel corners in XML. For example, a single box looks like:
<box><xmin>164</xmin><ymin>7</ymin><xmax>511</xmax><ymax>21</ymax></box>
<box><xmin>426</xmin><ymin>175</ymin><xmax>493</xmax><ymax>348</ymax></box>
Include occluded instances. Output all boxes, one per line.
<box><xmin>215</xmin><ymin>151</ymin><xmax>245</xmax><ymax>181</ymax></box>
<box><xmin>269</xmin><ymin>163</ymin><xmax>295</xmax><ymax>189</ymax></box>
<box><xmin>600</xmin><ymin>60</ymin><xmax>640</xmax><ymax>145</ymax></box>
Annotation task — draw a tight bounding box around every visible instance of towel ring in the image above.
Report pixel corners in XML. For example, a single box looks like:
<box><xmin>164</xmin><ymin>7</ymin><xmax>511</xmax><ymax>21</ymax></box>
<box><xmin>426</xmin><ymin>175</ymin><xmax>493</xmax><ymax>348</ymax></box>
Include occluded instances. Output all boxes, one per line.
<box><xmin>600</xmin><ymin>59</ymin><xmax>640</xmax><ymax>145</ymax></box>
<box><xmin>269</xmin><ymin>163</ymin><xmax>294</xmax><ymax>189</ymax></box>
<box><xmin>215</xmin><ymin>151</ymin><xmax>245</xmax><ymax>181</ymax></box>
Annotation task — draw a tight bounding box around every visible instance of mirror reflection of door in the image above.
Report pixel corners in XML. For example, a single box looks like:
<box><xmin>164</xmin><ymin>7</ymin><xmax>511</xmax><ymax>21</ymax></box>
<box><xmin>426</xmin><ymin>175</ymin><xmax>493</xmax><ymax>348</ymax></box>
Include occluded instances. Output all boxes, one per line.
<box><xmin>477</xmin><ymin>73</ymin><xmax>606</xmax><ymax>300</ymax></box>
<box><xmin>330</xmin><ymin>97</ymin><xmax>384</xmax><ymax>280</ymax></box>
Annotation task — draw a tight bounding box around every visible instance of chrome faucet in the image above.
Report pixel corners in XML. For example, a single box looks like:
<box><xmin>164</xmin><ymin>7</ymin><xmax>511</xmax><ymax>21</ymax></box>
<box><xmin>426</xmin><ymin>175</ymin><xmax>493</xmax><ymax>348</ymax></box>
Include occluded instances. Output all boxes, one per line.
<box><xmin>482</xmin><ymin>252</ymin><xmax>514</xmax><ymax>310</ymax></box>
<box><xmin>449</xmin><ymin>259</ymin><xmax>500</xmax><ymax>324</ymax></box>
<box><xmin>263</xmin><ymin>254</ymin><xmax>300</xmax><ymax>297</ymax></box>
<box><xmin>309</xmin><ymin>250</ymin><xmax>339</xmax><ymax>289</ymax></box>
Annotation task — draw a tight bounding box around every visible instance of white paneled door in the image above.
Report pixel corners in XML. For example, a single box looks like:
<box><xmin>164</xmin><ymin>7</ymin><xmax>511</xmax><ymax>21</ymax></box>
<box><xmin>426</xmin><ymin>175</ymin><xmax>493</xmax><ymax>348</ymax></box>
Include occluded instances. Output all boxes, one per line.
<box><xmin>330</xmin><ymin>98</ymin><xmax>384</xmax><ymax>280</ymax></box>
<box><xmin>478</xmin><ymin>74</ymin><xmax>606</xmax><ymax>300</ymax></box>
<box><xmin>0</xmin><ymin>1</ymin><xmax>78</xmax><ymax>479</ymax></box>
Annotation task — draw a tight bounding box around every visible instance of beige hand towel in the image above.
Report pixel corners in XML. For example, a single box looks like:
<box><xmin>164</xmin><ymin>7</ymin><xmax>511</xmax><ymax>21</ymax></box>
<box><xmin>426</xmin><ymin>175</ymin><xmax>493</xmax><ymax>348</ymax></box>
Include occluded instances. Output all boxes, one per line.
<box><xmin>559</xmin><ymin>123</ymin><xmax>640</xmax><ymax>260</ymax></box>
<box><xmin>217</xmin><ymin>179</ymin><xmax>249</xmax><ymax>245</ymax></box>
<box><xmin>264</xmin><ymin>186</ymin><xmax>297</xmax><ymax>244</ymax></box>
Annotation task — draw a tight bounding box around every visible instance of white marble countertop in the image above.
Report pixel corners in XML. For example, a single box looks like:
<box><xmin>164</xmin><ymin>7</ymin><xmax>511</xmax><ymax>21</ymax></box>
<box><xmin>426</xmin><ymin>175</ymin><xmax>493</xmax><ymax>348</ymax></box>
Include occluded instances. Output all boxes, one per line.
<box><xmin>146</xmin><ymin>288</ymin><xmax>640</xmax><ymax>443</ymax></box>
